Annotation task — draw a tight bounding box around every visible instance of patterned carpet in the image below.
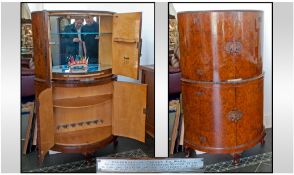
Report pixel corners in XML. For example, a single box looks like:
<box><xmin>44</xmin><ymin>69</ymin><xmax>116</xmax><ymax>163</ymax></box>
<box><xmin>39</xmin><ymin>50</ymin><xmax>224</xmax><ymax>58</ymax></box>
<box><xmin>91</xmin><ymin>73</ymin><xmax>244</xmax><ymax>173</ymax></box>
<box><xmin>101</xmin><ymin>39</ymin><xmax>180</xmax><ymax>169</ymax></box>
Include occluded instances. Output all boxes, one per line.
<box><xmin>205</xmin><ymin>152</ymin><xmax>272</xmax><ymax>172</ymax></box>
<box><xmin>26</xmin><ymin>148</ymin><xmax>272</xmax><ymax>173</ymax></box>
<box><xmin>26</xmin><ymin>149</ymin><xmax>148</xmax><ymax>173</ymax></box>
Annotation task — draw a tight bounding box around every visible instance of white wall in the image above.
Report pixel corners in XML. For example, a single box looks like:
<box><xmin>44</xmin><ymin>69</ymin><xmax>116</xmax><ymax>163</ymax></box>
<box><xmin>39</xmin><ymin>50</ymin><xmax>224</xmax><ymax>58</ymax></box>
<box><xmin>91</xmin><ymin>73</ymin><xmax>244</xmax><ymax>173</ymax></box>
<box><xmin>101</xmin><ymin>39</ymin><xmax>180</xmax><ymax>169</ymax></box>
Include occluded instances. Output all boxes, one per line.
<box><xmin>172</xmin><ymin>3</ymin><xmax>273</xmax><ymax>128</ymax></box>
<box><xmin>27</xmin><ymin>3</ymin><xmax>154</xmax><ymax>82</ymax></box>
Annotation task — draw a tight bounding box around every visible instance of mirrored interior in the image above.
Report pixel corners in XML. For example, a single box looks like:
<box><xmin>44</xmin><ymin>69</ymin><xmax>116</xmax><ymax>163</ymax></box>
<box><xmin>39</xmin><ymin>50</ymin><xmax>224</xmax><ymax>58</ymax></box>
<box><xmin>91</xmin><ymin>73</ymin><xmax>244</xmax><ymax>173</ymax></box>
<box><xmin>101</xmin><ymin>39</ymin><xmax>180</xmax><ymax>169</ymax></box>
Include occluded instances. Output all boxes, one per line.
<box><xmin>49</xmin><ymin>15</ymin><xmax>111</xmax><ymax>74</ymax></box>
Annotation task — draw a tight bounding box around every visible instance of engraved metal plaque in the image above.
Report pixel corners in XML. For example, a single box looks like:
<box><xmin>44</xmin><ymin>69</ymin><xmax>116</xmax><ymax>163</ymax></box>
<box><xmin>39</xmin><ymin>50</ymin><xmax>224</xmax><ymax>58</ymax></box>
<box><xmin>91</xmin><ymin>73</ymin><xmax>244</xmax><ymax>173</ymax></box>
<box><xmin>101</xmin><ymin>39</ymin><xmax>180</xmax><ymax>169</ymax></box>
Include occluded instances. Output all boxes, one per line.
<box><xmin>96</xmin><ymin>158</ymin><xmax>204</xmax><ymax>173</ymax></box>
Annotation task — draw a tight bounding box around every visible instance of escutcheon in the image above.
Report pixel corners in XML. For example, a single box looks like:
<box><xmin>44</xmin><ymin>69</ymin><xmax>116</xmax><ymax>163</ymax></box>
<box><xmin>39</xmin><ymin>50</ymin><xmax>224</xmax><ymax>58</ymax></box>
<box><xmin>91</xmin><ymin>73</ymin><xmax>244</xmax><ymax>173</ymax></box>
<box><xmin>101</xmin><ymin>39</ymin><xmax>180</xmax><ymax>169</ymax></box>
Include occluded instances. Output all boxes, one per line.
<box><xmin>224</xmin><ymin>41</ymin><xmax>242</xmax><ymax>55</ymax></box>
<box><xmin>227</xmin><ymin>109</ymin><xmax>243</xmax><ymax>122</ymax></box>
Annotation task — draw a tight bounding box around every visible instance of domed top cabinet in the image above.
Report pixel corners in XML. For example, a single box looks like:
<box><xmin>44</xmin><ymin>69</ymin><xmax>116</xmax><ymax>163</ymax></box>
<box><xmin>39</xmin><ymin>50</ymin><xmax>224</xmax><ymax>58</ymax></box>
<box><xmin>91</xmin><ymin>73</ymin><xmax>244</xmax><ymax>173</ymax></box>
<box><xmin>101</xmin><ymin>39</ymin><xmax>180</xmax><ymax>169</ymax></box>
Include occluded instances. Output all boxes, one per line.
<box><xmin>32</xmin><ymin>10</ymin><xmax>146</xmax><ymax>162</ymax></box>
<box><xmin>178</xmin><ymin>11</ymin><xmax>265</xmax><ymax>160</ymax></box>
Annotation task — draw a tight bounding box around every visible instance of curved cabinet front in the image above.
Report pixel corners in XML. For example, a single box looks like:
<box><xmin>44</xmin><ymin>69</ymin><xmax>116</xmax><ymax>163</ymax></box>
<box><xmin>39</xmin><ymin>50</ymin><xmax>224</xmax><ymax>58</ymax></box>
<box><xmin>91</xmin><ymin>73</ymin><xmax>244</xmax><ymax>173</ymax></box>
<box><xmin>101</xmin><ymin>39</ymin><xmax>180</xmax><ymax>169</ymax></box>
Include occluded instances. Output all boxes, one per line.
<box><xmin>178</xmin><ymin>11</ymin><xmax>265</xmax><ymax>154</ymax></box>
<box><xmin>182</xmin><ymin>77</ymin><xmax>264</xmax><ymax>154</ymax></box>
<box><xmin>178</xmin><ymin>11</ymin><xmax>263</xmax><ymax>82</ymax></box>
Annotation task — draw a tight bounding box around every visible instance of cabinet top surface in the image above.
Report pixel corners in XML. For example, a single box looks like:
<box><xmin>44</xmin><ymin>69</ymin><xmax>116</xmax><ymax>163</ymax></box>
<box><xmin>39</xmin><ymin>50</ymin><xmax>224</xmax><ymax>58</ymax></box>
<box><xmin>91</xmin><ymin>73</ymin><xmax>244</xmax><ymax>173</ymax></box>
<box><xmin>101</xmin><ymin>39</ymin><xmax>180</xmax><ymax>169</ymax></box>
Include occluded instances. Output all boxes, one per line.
<box><xmin>32</xmin><ymin>10</ymin><xmax>115</xmax><ymax>15</ymax></box>
<box><xmin>140</xmin><ymin>65</ymin><xmax>154</xmax><ymax>72</ymax></box>
<box><xmin>178</xmin><ymin>10</ymin><xmax>263</xmax><ymax>14</ymax></box>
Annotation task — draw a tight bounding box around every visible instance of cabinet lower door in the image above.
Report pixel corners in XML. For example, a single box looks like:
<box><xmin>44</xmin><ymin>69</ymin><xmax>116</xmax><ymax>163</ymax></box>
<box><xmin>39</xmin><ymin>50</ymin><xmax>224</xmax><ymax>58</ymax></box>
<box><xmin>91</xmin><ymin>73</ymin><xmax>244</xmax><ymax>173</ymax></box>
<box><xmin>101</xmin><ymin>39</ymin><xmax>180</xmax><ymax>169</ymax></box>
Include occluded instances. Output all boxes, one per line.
<box><xmin>112</xmin><ymin>81</ymin><xmax>147</xmax><ymax>142</ymax></box>
<box><xmin>38</xmin><ymin>88</ymin><xmax>55</xmax><ymax>159</ymax></box>
<box><xmin>236</xmin><ymin>78</ymin><xmax>264</xmax><ymax>146</ymax></box>
<box><xmin>182</xmin><ymin>82</ymin><xmax>237</xmax><ymax>153</ymax></box>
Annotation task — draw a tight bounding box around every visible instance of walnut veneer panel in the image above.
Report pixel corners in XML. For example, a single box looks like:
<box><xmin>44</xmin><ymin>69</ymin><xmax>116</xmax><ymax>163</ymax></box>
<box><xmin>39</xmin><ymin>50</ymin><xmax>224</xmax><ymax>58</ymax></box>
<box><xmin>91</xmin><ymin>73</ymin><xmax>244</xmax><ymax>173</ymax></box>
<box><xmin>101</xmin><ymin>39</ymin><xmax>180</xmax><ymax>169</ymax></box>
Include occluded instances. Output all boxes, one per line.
<box><xmin>182</xmin><ymin>82</ymin><xmax>236</xmax><ymax>151</ymax></box>
<box><xmin>236</xmin><ymin>78</ymin><xmax>264</xmax><ymax>146</ymax></box>
<box><xmin>182</xmin><ymin>78</ymin><xmax>264</xmax><ymax>153</ymax></box>
<box><xmin>178</xmin><ymin>11</ymin><xmax>264</xmax><ymax>154</ymax></box>
<box><xmin>178</xmin><ymin>11</ymin><xmax>263</xmax><ymax>81</ymax></box>
<box><xmin>32</xmin><ymin>11</ymin><xmax>51</xmax><ymax>82</ymax></box>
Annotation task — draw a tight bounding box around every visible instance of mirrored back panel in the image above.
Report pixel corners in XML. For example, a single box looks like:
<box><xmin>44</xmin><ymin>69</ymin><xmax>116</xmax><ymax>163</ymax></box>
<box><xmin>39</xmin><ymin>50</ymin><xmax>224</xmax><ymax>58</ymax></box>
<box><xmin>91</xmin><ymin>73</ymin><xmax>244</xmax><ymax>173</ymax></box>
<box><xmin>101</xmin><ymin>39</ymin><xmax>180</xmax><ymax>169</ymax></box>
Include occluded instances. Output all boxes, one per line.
<box><xmin>48</xmin><ymin>13</ymin><xmax>113</xmax><ymax>75</ymax></box>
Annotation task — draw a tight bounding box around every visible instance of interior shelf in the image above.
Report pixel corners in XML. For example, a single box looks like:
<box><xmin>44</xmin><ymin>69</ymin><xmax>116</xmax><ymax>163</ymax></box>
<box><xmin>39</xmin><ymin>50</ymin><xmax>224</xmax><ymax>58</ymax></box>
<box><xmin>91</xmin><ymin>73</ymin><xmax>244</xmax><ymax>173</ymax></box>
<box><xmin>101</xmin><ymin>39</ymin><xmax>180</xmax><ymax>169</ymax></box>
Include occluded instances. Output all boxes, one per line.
<box><xmin>55</xmin><ymin>126</ymin><xmax>112</xmax><ymax>146</ymax></box>
<box><xmin>50</xmin><ymin>32</ymin><xmax>112</xmax><ymax>35</ymax></box>
<box><xmin>54</xmin><ymin>94</ymin><xmax>112</xmax><ymax>108</ymax></box>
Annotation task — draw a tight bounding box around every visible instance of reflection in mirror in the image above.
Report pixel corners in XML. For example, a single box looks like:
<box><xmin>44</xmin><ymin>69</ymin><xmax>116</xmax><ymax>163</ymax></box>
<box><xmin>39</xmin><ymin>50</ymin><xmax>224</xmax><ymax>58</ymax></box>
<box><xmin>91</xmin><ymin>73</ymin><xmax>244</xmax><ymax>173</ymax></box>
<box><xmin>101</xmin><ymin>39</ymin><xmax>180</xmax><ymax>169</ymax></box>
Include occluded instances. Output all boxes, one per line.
<box><xmin>49</xmin><ymin>15</ymin><xmax>100</xmax><ymax>68</ymax></box>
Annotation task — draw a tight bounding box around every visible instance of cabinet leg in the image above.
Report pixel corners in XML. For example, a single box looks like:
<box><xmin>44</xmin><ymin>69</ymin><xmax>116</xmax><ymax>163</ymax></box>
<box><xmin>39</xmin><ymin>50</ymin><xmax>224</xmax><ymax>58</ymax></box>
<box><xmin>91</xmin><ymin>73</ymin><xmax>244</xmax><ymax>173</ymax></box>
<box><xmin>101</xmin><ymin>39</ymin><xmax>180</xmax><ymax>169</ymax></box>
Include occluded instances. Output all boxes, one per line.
<box><xmin>38</xmin><ymin>154</ymin><xmax>45</xmax><ymax>165</ymax></box>
<box><xmin>184</xmin><ymin>146</ymin><xmax>192</xmax><ymax>158</ymax></box>
<box><xmin>260</xmin><ymin>133</ymin><xmax>266</xmax><ymax>145</ymax></box>
<box><xmin>113</xmin><ymin>136</ymin><xmax>118</xmax><ymax>147</ymax></box>
<box><xmin>82</xmin><ymin>152</ymin><xmax>93</xmax><ymax>165</ymax></box>
<box><xmin>231</xmin><ymin>153</ymin><xmax>241</xmax><ymax>165</ymax></box>
<box><xmin>38</xmin><ymin>149</ymin><xmax>47</xmax><ymax>165</ymax></box>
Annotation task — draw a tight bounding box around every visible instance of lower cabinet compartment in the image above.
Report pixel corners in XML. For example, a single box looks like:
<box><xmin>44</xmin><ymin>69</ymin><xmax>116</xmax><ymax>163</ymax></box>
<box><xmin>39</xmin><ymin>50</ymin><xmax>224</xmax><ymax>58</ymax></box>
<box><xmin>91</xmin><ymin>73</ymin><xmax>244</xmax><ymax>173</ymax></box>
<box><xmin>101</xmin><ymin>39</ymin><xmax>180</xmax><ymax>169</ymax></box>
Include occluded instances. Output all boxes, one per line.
<box><xmin>52</xmin><ymin>83</ymin><xmax>114</xmax><ymax>147</ymax></box>
<box><xmin>182</xmin><ymin>76</ymin><xmax>264</xmax><ymax>154</ymax></box>
<box><xmin>54</xmin><ymin>100</ymin><xmax>112</xmax><ymax>133</ymax></box>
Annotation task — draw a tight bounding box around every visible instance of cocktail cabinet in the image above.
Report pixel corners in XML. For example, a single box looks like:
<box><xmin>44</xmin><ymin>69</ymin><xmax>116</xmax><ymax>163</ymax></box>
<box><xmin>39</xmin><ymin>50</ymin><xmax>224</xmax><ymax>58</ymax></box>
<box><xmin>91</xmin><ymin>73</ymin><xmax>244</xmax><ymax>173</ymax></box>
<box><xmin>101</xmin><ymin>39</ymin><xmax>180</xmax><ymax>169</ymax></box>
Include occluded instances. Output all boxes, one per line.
<box><xmin>32</xmin><ymin>10</ymin><xmax>147</xmax><ymax>162</ymax></box>
<box><xmin>178</xmin><ymin>11</ymin><xmax>265</xmax><ymax>164</ymax></box>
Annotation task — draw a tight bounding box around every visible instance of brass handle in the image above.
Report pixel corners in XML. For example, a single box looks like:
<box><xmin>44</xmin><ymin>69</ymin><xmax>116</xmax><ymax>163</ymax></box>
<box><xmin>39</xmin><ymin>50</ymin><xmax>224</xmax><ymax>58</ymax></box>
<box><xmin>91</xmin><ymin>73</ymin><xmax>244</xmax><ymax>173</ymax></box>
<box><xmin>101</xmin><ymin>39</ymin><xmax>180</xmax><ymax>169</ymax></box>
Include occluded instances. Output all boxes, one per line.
<box><xmin>195</xmin><ymin>91</ymin><xmax>204</xmax><ymax>96</ymax></box>
<box><xmin>227</xmin><ymin>109</ymin><xmax>243</xmax><ymax>122</ymax></box>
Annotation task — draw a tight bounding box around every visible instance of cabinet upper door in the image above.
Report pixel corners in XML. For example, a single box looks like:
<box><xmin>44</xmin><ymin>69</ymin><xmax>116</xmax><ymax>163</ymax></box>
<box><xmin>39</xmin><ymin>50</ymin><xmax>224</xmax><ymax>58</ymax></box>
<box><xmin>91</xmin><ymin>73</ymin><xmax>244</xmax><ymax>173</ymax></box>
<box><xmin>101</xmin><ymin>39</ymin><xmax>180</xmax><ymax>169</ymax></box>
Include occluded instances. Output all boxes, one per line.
<box><xmin>112</xmin><ymin>81</ymin><xmax>147</xmax><ymax>142</ymax></box>
<box><xmin>112</xmin><ymin>12</ymin><xmax>142</xmax><ymax>79</ymax></box>
<box><xmin>32</xmin><ymin>11</ymin><xmax>51</xmax><ymax>82</ymax></box>
<box><xmin>38</xmin><ymin>88</ymin><xmax>55</xmax><ymax>160</ymax></box>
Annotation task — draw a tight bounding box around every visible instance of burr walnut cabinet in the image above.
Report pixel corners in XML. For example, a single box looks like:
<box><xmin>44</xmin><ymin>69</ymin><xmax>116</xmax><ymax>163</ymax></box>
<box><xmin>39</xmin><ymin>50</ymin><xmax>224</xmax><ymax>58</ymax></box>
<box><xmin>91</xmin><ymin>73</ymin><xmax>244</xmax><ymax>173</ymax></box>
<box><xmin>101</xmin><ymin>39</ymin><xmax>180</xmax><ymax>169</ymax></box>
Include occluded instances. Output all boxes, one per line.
<box><xmin>178</xmin><ymin>11</ymin><xmax>265</xmax><ymax>163</ymax></box>
<box><xmin>32</xmin><ymin>10</ymin><xmax>147</xmax><ymax>162</ymax></box>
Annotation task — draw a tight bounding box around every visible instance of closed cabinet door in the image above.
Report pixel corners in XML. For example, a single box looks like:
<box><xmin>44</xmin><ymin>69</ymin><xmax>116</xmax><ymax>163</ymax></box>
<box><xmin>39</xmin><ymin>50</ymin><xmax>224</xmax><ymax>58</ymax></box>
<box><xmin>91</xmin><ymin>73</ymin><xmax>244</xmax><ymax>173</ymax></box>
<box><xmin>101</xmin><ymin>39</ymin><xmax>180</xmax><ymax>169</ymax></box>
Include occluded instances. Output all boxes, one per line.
<box><xmin>182</xmin><ymin>82</ymin><xmax>203</xmax><ymax>146</ymax></box>
<box><xmin>235</xmin><ymin>78</ymin><xmax>264</xmax><ymax>146</ymax></box>
<box><xmin>234</xmin><ymin>12</ymin><xmax>263</xmax><ymax>79</ymax></box>
<box><xmin>182</xmin><ymin>82</ymin><xmax>237</xmax><ymax>152</ymax></box>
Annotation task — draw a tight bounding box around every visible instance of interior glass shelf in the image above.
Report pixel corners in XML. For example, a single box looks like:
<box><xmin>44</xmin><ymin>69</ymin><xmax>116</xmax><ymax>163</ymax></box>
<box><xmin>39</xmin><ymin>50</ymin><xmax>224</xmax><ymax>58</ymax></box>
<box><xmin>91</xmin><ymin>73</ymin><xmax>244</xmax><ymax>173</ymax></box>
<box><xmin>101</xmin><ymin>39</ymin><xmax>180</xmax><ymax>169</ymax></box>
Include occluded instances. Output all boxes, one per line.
<box><xmin>50</xmin><ymin>32</ymin><xmax>112</xmax><ymax>35</ymax></box>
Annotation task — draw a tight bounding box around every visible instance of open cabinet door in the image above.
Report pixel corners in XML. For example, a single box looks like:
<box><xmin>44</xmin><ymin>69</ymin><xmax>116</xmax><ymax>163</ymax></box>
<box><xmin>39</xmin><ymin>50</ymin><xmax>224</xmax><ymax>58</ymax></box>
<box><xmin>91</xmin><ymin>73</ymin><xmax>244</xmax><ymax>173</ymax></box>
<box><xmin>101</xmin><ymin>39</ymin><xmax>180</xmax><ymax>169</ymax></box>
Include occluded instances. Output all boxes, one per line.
<box><xmin>112</xmin><ymin>12</ymin><xmax>142</xmax><ymax>79</ymax></box>
<box><xmin>112</xmin><ymin>81</ymin><xmax>147</xmax><ymax>142</ymax></box>
<box><xmin>38</xmin><ymin>88</ymin><xmax>55</xmax><ymax>162</ymax></box>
